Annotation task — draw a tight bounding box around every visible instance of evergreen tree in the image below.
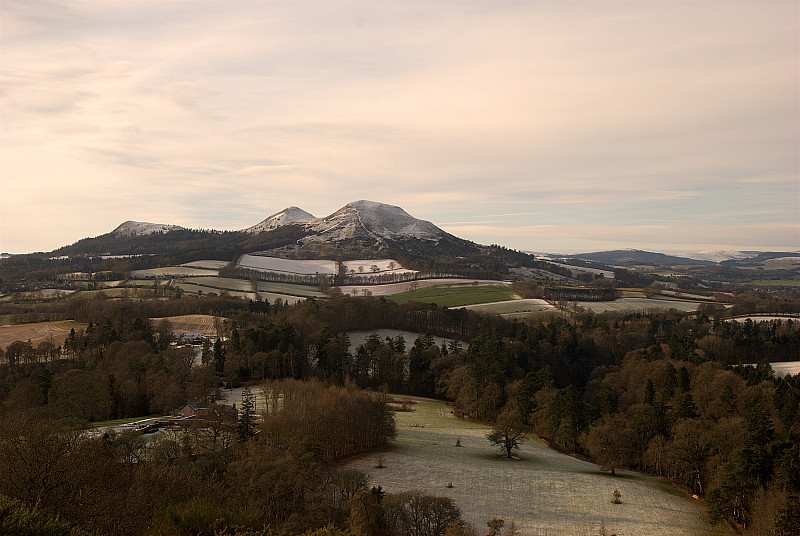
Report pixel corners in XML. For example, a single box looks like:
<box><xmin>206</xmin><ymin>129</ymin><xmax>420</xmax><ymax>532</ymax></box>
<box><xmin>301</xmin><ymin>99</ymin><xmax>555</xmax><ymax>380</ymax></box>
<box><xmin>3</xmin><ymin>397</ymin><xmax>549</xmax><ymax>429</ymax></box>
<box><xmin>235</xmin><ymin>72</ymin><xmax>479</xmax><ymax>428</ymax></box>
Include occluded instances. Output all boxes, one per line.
<box><xmin>237</xmin><ymin>387</ymin><xmax>256</xmax><ymax>441</ymax></box>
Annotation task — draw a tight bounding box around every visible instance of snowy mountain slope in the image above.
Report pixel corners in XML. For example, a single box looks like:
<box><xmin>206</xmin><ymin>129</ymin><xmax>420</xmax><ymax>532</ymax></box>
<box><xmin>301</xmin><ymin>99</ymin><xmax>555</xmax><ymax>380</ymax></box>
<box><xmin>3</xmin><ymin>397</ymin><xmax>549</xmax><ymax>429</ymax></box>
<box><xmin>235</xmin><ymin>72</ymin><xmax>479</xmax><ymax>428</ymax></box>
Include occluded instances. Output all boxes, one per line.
<box><xmin>242</xmin><ymin>206</ymin><xmax>315</xmax><ymax>234</ymax></box>
<box><xmin>112</xmin><ymin>221</ymin><xmax>185</xmax><ymax>237</ymax></box>
<box><xmin>303</xmin><ymin>200</ymin><xmax>444</xmax><ymax>242</ymax></box>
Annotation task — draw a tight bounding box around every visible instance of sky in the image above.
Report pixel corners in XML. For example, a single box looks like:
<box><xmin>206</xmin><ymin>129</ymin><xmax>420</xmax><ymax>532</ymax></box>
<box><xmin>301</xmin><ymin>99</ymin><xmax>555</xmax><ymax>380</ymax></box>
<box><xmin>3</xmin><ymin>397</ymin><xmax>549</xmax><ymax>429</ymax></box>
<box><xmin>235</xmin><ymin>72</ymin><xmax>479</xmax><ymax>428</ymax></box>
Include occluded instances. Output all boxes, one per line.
<box><xmin>1</xmin><ymin>0</ymin><xmax>798</xmax><ymax>256</ymax></box>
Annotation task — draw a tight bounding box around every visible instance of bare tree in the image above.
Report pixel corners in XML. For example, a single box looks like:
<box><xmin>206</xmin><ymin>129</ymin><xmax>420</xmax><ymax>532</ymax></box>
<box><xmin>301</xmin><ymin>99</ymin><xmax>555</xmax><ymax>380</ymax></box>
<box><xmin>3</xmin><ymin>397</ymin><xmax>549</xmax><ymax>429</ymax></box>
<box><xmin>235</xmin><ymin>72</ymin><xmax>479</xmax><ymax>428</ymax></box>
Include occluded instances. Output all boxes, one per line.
<box><xmin>486</xmin><ymin>409</ymin><xmax>527</xmax><ymax>459</ymax></box>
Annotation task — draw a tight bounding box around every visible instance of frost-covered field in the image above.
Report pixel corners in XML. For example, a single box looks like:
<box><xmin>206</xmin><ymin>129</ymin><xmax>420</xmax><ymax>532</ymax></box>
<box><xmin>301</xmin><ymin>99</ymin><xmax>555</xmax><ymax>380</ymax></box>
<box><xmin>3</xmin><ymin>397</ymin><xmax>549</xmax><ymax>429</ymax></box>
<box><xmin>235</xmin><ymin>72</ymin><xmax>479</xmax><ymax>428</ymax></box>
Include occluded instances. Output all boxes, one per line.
<box><xmin>341</xmin><ymin>259</ymin><xmax>415</xmax><ymax>277</ymax></box>
<box><xmin>770</xmin><ymin>361</ymin><xmax>800</xmax><ymax>377</ymax></box>
<box><xmin>459</xmin><ymin>299</ymin><xmax>559</xmax><ymax>316</ymax></box>
<box><xmin>574</xmin><ymin>298</ymin><xmax>700</xmax><ymax>314</ymax></box>
<box><xmin>346</xmin><ymin>397</ymin><xmax>711</xmax><ymax>536</ymax></box>
<box><xmin>237</xmin><ymin>255</ymin><xmax>337</xmax><ymax>275</ymax></box>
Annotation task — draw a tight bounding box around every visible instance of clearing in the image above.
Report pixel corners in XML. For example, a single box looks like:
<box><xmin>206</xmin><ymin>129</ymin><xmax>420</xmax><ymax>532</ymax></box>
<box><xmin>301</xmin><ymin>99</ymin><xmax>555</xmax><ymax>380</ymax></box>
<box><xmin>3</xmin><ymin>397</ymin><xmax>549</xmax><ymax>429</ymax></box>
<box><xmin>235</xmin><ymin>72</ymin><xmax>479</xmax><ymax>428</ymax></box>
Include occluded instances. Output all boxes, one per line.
<box><xmin>345</xmin><ymin>396</ymin><xmax>712</xmax><ymax>536</ymax></box>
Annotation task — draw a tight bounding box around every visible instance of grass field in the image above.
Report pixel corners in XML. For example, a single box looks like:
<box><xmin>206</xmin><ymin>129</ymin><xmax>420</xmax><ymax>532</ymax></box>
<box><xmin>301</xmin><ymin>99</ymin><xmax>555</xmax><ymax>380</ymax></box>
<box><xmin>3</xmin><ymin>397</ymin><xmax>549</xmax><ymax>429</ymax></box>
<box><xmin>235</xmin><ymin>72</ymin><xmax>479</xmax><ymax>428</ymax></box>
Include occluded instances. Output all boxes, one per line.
<box><xmin>388</xmin><ymin>284</ymin><xmax>517</xmax><ymax>307</ymax></box>
<box><xmin>747</xmin><ymin>280</ymin><xmax>800</xmax><ymax>287</ymax></box>
<box><xmin>345</xmin><ymin>397</ymin><xmax>712</xmax><ymax>536</ymax></box>
<box><xmin>0</xmin><ymin>320</ymin><xmax>88</xmax><ymax>350</ymax></box>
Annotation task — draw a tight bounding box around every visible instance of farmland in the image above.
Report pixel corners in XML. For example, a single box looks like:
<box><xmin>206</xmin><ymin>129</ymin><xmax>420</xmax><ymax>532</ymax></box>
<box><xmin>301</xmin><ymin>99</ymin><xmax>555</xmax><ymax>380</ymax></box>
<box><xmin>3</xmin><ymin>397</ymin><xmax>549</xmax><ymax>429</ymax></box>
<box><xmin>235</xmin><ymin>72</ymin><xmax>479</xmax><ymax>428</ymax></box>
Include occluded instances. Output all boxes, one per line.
<box><xmin>0</xmin><ymin>320</ymin><xmax>87</xmax><ymax>350</ymax></box>
<box><xmin>150</xmin><ymin>314</ymin><xmax>220</xmax><ymax>337</ymax></box>
<box><xmin>388</xmin><ymin>283</ymin><xmax>517</xmax><ymax>307</ymax></box>
<box><xmin>237</xmin><ymin>254</ymin><xmax>337</xmax><ymax>275</ymax></box>
<box><xmin>345</xmin><ymin>396</ymin><xmax>711</xmax><ymax>536</ymax></box>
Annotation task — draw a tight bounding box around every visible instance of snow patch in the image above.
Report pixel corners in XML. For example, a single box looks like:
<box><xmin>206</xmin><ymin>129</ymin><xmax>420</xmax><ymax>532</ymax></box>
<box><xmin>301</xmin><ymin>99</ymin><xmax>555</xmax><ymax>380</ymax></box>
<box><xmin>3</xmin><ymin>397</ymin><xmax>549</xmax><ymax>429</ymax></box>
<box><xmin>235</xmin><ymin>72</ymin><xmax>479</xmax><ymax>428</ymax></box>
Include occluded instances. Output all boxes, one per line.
<box><xmin>242</xmin><ymin>206</ymin><xmax>315</xmax><ymax>234</ymax></box>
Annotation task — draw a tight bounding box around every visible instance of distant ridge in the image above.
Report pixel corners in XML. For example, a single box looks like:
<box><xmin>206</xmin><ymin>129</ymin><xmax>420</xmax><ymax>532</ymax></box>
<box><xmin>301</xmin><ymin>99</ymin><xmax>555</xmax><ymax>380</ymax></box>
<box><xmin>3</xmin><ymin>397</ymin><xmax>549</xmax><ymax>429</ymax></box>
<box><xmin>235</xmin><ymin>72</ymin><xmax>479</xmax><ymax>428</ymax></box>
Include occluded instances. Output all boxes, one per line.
<box><xmin>568</xmin><ymin>249</ymin><xmax>714</xmax><ymax>266</ymax></box>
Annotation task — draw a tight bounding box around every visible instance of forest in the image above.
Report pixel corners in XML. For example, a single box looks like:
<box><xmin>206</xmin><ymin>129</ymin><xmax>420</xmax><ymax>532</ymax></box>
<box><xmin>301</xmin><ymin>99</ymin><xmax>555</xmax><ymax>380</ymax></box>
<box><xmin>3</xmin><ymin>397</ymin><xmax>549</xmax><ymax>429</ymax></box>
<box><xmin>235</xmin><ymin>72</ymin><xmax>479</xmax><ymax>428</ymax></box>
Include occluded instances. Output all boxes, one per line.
<box><xmin>0</xmin><ymin>292</ymin><xmax>799</xmax><ymax>535</ymax></box>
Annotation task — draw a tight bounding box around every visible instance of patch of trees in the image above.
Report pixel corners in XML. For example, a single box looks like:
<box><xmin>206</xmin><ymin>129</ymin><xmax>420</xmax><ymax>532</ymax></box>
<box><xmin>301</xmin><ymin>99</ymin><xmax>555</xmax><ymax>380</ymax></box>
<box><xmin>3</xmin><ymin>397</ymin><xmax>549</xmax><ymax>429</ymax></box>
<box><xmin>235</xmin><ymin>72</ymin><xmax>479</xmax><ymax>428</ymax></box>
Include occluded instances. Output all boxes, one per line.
<box><xmin>261</xmin><ymin>380</ymin><xmax>395</xmax><ymax>461</ymax></box>
<box><xmin>0</xmin><ymin>378</ymin><xmax>454</xmax><ymax>536</ymax></box>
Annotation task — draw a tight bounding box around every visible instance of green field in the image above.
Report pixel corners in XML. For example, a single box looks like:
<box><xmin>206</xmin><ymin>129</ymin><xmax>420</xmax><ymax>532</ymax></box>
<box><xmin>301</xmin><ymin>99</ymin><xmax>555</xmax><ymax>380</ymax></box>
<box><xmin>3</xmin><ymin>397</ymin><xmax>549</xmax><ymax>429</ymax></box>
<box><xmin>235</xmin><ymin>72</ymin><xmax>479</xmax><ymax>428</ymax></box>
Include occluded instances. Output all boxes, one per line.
<box><xmin>747</xmin><ymin>280</ymin><xmax>800</xmax><ymax>287</ymax></box>
<box><xmin>388</xmin><ymin>284</ymin><xmax>516</xmax><ymax>307</ymax></box>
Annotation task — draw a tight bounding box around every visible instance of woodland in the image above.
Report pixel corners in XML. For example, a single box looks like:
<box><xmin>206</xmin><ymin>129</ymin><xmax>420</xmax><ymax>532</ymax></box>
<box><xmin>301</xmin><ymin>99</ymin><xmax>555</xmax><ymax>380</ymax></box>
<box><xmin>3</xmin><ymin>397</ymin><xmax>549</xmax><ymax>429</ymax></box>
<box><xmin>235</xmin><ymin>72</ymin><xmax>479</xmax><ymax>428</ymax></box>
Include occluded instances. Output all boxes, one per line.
<box><xmin>0</xmin><ymin>292</ymin><xmax>799</xmax><ymax>535</ymax></box>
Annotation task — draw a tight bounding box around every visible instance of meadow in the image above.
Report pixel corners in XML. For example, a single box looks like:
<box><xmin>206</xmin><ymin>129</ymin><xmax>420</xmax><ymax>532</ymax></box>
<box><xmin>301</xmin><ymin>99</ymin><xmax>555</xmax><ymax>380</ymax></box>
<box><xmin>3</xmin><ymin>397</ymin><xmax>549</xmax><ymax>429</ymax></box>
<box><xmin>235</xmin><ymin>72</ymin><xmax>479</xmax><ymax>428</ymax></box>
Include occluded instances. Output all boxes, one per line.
<box><xmin>345</xmin><ymin>397</ymin><xmax>712</xmax><ymax>536</ymax></box>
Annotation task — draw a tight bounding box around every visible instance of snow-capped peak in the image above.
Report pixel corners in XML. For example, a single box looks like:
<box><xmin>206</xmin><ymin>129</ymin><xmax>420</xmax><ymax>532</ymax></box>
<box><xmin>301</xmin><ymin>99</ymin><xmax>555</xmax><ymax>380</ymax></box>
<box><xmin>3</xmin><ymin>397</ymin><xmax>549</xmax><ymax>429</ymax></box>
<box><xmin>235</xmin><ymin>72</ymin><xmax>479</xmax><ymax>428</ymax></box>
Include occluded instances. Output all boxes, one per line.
<box><xmin>307</xmin><ymin>201</ymin><xmax>444</xmax><ymax>242</ymax></box>
<box><xmin>112</xmin><ymin>221</ymin><xmax>185</xmax><ymax>237</ymax></box>
<box><xmin>243</xmin><ymin>206</ymin><xmax>316</xmax><ymax>234</ymax></box>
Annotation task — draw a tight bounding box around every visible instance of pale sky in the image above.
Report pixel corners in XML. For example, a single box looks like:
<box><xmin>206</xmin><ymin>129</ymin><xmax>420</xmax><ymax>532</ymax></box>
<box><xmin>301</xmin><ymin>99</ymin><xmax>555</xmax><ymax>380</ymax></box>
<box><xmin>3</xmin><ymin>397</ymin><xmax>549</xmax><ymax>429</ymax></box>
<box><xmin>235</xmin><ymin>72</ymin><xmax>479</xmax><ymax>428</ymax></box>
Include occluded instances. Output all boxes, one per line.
<box><xmin>2</xmin><ymin>1</ymin><xmax>798</xmax><ymax>255</ymax></box>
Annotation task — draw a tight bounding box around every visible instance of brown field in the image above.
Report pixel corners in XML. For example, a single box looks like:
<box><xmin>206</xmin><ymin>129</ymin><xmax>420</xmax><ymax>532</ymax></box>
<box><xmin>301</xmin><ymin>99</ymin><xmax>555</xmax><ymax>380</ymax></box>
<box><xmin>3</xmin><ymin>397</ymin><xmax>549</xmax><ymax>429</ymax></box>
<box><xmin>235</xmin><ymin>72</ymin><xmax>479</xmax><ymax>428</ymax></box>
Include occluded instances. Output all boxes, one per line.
<box><xmin>0</xmin><ymin>320</ymin><xmax>88</xmax><ymax>350</ymax></box>
<box><xmin>150</xmin><ymin>314</ymin><xmax>221</xmax><ymax>337</ymax></box>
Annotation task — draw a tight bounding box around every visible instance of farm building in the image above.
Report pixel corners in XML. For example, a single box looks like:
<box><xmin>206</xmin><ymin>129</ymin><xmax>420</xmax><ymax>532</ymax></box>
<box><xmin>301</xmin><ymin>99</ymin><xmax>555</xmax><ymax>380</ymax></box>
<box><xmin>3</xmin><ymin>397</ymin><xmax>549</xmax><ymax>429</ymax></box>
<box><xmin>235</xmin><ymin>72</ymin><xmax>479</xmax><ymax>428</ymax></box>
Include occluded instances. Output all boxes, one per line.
<box><xmin>178</xmin><ymin>401</ymin><xmax>237</xmax><ymax>419</ymax></box>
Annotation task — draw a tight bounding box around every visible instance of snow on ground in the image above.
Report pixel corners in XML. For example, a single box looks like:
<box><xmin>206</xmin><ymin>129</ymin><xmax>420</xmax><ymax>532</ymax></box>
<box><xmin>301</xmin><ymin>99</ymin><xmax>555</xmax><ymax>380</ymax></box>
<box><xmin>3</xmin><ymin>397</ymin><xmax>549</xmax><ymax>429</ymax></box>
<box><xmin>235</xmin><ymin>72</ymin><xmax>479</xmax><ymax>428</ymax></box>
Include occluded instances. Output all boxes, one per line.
<box><xmin>341</xmin><ymin>259</ymin><xmax>415</xmax><ymax>277</ymax></box>
<box><xmin>770</xmin><ymin>362</ymin><xmax>800</xmax><ymax>377</ymax></box>
<box><xmin>346</xmin><ymin>397</ymin><xmax>711</xmax><ymax>536</ymax></box>
<box><xmin>237</xmin><ymin>255</ymin><xmax>337</xmax><ymax>275</ymax></box>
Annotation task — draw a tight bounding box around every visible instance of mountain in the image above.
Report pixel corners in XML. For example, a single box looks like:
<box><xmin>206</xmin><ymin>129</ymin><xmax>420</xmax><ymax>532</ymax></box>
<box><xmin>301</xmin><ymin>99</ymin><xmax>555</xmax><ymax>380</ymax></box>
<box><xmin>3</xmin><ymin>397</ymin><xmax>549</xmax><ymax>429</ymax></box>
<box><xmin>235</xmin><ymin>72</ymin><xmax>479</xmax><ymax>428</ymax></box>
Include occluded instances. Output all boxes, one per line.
<box><xmin>304</xmin><ymin>200</ymin><xmax>444</xmax><ymax>242</ymax></box>
<box><xmin>242</xmin><ymin>206</ymin><xmax>316</xmax><ymax>234</ymax></box>
<box><xmin>112</xmin><ymin>221</ymin><xmax>185</xmax><ymax>237</ymax></box>
<box><xmin>248</xmin><ymin>200</ymin><xmax>481</xmax><ymax>260</ymax></box>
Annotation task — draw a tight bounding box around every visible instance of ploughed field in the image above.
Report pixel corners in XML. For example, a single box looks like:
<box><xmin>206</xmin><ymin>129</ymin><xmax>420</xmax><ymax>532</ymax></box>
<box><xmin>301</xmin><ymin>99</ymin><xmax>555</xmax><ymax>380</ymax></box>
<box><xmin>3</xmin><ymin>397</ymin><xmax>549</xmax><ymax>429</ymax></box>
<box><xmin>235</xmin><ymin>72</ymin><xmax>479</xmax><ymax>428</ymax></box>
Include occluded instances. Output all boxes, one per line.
<box><xmin>345</xmin><ymin>397</ymin><xmax>711</xmax><ymax>536</ymax></box>
<box><xmin>0</xmin><ymin>320</ymin><xmax>87</xmax><ymax>350</ymax></box>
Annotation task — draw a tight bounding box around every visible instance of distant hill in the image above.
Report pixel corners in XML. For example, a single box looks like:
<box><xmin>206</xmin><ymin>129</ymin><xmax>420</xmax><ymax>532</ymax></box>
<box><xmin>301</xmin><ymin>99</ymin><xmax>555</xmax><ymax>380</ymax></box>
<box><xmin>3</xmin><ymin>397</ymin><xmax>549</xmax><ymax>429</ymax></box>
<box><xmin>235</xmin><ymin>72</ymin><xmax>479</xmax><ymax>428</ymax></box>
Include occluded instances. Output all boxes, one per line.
<box><xmin>568</xmin><ymin>249</ymin><xmax>715</xmax><ymax>266</ymax></box>
<box><xmin>41</xmin><ymin>201</ymin><xmax>571</xmax><ymax>280</ymax></box>
<box><xmin>112</xmin><ymin>221</ymin><xmax>186</xmax><ymax>237</ymax></box>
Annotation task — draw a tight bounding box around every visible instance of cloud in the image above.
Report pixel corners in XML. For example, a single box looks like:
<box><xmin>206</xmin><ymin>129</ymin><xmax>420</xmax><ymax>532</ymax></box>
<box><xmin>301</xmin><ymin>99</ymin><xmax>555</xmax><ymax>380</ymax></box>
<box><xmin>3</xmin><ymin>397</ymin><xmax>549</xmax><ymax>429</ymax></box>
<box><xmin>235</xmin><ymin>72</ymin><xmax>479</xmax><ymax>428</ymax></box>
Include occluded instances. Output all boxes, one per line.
<box><xmin>1</xmin><ymin>0</ymin><xmax>797</xmax><ymax>254</ymax></box>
